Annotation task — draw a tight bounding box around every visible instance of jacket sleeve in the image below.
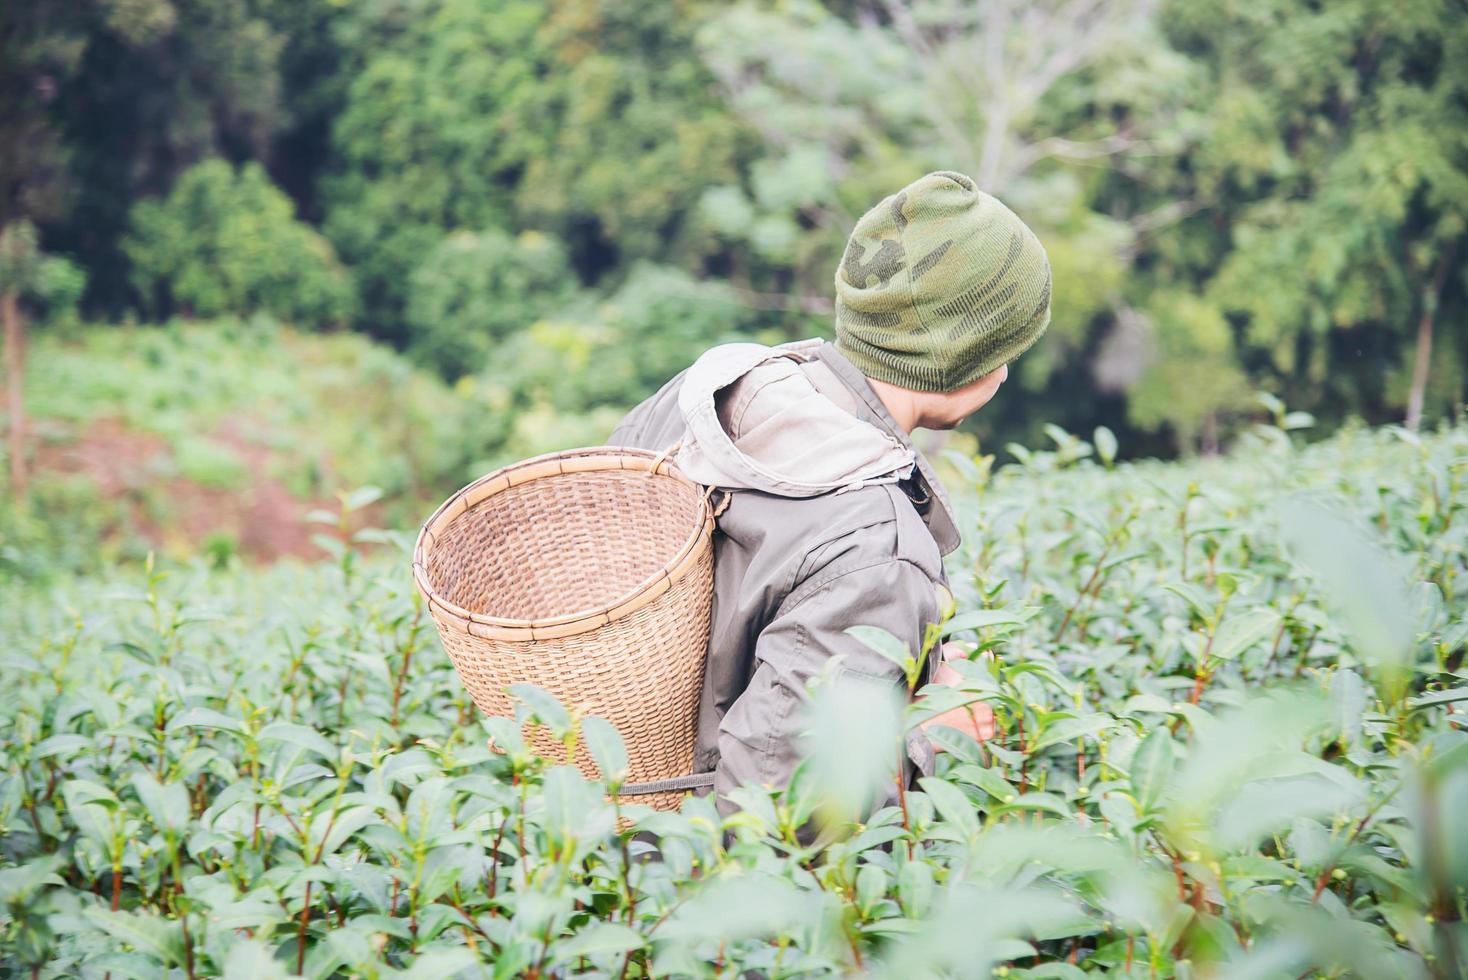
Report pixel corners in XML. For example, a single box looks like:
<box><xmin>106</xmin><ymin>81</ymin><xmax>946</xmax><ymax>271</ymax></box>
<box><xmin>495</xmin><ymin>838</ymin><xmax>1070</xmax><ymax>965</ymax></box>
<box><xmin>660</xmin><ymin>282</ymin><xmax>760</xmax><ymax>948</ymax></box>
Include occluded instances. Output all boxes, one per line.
<box><xmin>712</xmin><ymin>551</ymin><xmax>940</xmax><ymax>824</ymax></box>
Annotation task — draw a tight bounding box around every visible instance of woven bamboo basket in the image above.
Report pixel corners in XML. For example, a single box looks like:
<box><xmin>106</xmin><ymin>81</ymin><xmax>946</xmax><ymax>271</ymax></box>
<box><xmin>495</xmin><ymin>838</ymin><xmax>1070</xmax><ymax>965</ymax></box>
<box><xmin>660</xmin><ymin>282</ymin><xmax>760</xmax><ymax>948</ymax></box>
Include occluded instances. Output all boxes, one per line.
<box><xmin>412</xmin><ymin>446</ymin><xmax>715</xmax><ymax>811</ymax></box>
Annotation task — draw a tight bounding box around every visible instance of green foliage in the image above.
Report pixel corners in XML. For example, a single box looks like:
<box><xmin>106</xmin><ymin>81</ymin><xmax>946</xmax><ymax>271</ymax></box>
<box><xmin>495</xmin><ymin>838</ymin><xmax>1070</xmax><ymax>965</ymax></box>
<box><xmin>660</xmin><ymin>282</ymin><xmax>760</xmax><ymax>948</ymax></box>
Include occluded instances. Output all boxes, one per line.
<box><xmin>320</xmin><ymin>0</ymin><xmax>545</xmax><ymax>333</ymax></box>
<box><xmin>11</xmin><ymin>0</ymin><xmax>296</xmax><ymax>307</ymax></box>
<box><xmin>126</xmin><ymin>160</ymin><xmax>355</xmax><ymax>328</ymax></box>
<box><xmin>31</xmin><ymin>253</ymin><xmax>87</xmax><ymax>331</ymax></box>
<box><xmin>0</xmin><ymin>220</ymin><xmax>42</xmax><ymax>293</ymax></box>
<box><xmin>1156</xmin><ymin>0</ymin><xmax>1468</xmax><ymax>430</ymax></box>
<box><xmin>0</xmin><ymin>219</ymin><xmax>84</xmax><ymax>331</ymax></box>
<box><xmin>3</xmin><ymin>422</ymin><xmax>1465</xmax><ymax>976</ymax></box>
<box><xmin>322</xmin><ymin>0</ymin><xmax>739</xmax><ymax>338</ymax></box>
<box><xmin>22</xmin><ymin>319</ymin><xmax>495</xmax><ymax>518</ymax></box>
<box><xmin>476</xmin><ymin>262</ymin><xmax>763</xmax><ymax>459</ymax></box>
<box><xmin>508</xmin><ymin>0</ymin><xmax>747</xmax><ymax>266</ymax></box>
<box><xmin>13</xmin><ymin>1</ymin><xmax>1468</xmax><ymax>455</ymax></box>
<box><xmin>1125</xmin><ymin>290</ymin><xmax>1252</xmax><ymax>445</ymax></box>
<box><xmin>406</xmin><ymin>230</ymin><xmax>579</xmax><ymax>380</ymax></box>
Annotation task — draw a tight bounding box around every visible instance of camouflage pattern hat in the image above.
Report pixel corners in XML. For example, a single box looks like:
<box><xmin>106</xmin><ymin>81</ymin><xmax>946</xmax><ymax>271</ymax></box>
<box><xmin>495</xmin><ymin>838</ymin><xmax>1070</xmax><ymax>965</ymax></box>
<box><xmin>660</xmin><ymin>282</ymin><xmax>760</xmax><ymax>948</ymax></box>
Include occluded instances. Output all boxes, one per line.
<box><xmin>833</xmin><ymin>171</ymin><xmax>1052</xmax><ymax>393</ymax></box>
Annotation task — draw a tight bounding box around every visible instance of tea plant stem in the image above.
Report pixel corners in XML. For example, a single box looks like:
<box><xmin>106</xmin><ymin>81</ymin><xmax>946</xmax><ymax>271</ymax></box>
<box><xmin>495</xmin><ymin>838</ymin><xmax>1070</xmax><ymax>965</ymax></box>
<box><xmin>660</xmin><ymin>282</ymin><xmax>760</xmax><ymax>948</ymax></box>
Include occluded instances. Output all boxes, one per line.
<box><xmin>181</xmin><ymin>913</ymin><xmax>196</xmax><ymax>980</ymax></box>
<box><xmin>1055</xmin><ymin>540</ymin><xmax>1112</xmax><ymax>643</ymax></box>
<box><xmin>445</xmin><ymin>887</ymin><xmax>494</xmax><ymax>948</ymax></box>
<box><xmin>297</xmin><ymin>881</ymin><xmax>312</xmax><ymax>974</ymax></box>
<box><xmin>516</xmin><ymin>774</ymin><xmax>528</xmax><ymax>872</ymax></box>
<box><xmin>1016</xmin><ymin>711</ymin><xmax>1029</xmax><ymax>795</ymax></box>
<box><xmin>895</xmin><ymin>744</ymin><xmax>914</xmax><ymax>858</ymax></box>
<box><xmin>1167</xmin><ymin>848</ymin><xmax>1188</xmax><ymax>902</ymax></box>
<box><xmin>1179</xmin><ymin>491</ymin><xmax>1193</xmax><ymax>578</ymax></box>
<box><xmin>486</xmin><ymin>813</ymin><xmax>509</xmax><ymax>909</ymax></box>
<box><xmin>644</xmin><ymin>891</ymin><xmax>694</xmax><ymax>939</ymax></box>
<box><xmin>534</xmin><ymin>933</ymin><xmax>553</xmax><ymax>975</ymax></box>
<box><xmin>154</xmin><ymin>703</ymin><xmax>167</xmax><ymax>778</ymax></box>
<box><xmin>391</xmin><ymin>629</ymin><xmax>416</xmax><ymax>729</ymax></box>
<box><xmin>1291</xmin><ymin>626</ymin><xmax>1320</xmax><ymax>678</ymax></box>
<box><xmin>1310</xmin><ymin>794</ymin><xmax>1393</xmax><ymax>904</ymax></box>
<box><xmin>23</xmin><ymin>787</ymin><xmax>43</xmax><ymax>843</ymax></box>
<box><xmin>616</xmin><ymin>804</ymin><xmax>637</xmax><ymax>924</ymax></box>
<box><xmin>1266</xmin><ymin>617</ymin><xmax>1289</xmax><ymax>667</ymax></box>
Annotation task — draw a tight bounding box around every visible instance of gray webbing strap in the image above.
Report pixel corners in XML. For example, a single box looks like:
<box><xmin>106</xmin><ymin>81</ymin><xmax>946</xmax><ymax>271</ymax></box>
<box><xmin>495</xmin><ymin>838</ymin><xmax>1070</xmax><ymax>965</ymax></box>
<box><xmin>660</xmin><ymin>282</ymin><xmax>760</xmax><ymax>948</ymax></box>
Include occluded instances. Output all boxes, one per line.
<box><xmin>620</xmin><ymin>772</ymin><xmax>716</xmax><ymax>796</ymax></box>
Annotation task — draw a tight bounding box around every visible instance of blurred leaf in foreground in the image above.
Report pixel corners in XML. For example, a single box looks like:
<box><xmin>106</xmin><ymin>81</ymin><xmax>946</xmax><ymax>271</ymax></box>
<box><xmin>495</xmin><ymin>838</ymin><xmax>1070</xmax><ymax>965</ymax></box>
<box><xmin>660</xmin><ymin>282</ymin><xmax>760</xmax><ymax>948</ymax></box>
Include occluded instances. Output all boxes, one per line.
<box><xmin>1276</xmin><ymin>495</ymin><xmax>1417</xmax><ymax>701</ymax></box>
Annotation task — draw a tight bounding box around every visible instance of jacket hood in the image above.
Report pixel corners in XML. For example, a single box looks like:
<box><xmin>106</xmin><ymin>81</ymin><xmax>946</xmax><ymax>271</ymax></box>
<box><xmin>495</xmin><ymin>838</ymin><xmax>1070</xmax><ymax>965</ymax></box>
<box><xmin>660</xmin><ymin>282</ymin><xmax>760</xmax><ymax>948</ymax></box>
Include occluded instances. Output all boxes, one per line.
<box><xmin>671</xmin><ymin>341</ymin><xmax>916</xmax><ymax>498</ymax></box>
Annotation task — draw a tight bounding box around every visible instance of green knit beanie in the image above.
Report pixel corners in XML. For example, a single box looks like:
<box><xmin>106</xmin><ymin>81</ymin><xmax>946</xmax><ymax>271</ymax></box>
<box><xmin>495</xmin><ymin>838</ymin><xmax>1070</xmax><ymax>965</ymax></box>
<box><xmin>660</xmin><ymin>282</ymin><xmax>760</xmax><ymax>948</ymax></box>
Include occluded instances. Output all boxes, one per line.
<box><xmin>833</xmin><ymin>171</ymin><xmax>1052</xmax><ymax>392</ymax></box>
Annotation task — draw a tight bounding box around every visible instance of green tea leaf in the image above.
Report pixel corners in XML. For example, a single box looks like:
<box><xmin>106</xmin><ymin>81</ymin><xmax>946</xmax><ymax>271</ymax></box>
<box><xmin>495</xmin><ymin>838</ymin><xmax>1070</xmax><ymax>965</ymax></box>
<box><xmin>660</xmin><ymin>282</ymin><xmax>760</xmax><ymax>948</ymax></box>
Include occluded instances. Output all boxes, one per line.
<box><xmin>508</xmin><ymin>683</ymin><xmax>571</xmax><ymax>733</ymax></box>
<box><xmin>168</xmin><ymin>706</ymin><xmax>247</xmax><ymax>736</ymax></box>
<box><xmin>581</xmin><ymin>715</ymin><xmax>629</xmax><ymax>785</ymax></box>
<box><xmin>258</xmin><ymin>722</ymin><xmax>338</xmax><ymax>761</ymax></box>
<box><xmin>553</xmin><ymin>922</ymin><xmax>645</xmax><ymax>960</ymax></box>
<box><xmin>941</xmin><ymin>608</ymin><xmax>1030</xmax><ymax>636</ymax></box>
<box><xmin>1094</xmin><ymin>426</ymin><xmax>1118</xmax><ymax>466</ymax></box>
<box><xmin>84</xmin><ymin>908</ymin><xmax>185</xmax><ymax>965</ymax></box>
<box><xmin>131</xmin><ymin>772</ymin><xmax>189</xmax><ymax>833</ymax></box>
<box><xmin>951</xmin><ymin>764</ymin><xmax>1017</xmax><ymax>804</ymax></box>
<box><xmin>845</xmin><ymin>625</ymin><xmax>912</xmax><ymax>673</ymax></box>
<box><xmin>1129</xmin><ymin>727</ymin><xmax>1174</xmax><ymax>813</ymax></box>
<box><xmin>918</xmin><ymin>777</ymin><xmax>979</xmax><ymax>840</ymax></box>
<box><xmin>1211</xmin><ymin>606</ymin><xmax>1279</xmax><ymax>661</ymax></box>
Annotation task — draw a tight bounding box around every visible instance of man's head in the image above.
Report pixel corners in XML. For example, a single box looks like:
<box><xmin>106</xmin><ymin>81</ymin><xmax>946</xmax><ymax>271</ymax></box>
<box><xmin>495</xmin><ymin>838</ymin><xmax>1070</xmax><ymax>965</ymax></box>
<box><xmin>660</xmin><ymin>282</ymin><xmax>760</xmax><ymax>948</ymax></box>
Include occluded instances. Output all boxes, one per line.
<box><xmin>833</xmin><ymin>171</ymin><xmax>1051</xmax><ymax>428</ymax></box>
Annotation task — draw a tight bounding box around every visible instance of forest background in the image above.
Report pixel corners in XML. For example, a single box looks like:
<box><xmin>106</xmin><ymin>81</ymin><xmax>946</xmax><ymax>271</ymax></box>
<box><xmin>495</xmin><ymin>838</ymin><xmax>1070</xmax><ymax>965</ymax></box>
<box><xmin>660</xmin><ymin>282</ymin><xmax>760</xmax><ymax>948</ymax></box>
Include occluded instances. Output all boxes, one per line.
<box><xmin>2</xmin><ymin>0</ymin><xmax>1466</xmax><ymax>564</ymax></box>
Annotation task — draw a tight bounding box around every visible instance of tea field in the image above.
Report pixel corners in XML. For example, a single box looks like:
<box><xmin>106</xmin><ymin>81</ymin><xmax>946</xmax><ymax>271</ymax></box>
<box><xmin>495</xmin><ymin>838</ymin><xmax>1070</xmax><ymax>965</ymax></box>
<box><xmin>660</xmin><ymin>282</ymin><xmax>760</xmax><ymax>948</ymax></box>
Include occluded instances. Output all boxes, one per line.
<box><xmin>2</xmin><ymin>418</ymin><xmax>1465</xmax><ymax>978</ymax></box>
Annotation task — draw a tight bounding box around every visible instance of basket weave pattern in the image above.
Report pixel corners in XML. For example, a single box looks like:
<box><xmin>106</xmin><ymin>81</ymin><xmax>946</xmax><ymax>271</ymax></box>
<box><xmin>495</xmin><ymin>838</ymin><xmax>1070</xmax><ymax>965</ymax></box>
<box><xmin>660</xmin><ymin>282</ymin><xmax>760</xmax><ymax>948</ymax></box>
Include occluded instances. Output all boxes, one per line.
<box><xmin>413</xmin><ymin>448</ymin><xmax>714</xmax><ymax>811</ymax></box>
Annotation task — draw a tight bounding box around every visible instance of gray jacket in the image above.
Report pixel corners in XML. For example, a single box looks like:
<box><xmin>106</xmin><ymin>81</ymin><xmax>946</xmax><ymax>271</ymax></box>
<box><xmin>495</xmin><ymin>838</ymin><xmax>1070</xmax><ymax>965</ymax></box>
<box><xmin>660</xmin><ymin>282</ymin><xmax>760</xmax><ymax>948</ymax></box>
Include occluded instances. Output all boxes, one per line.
<box><xmin>609</xmin><ymin>338</ymin><xmax>961</xmax><ymax>818</ymax></box>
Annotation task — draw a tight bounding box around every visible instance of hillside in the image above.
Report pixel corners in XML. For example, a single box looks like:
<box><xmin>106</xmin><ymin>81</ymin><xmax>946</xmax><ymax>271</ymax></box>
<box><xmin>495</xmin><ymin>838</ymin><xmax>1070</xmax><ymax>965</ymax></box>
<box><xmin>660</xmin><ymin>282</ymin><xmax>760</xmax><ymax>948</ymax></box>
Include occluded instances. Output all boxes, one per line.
<box><xmin>8</xmin><ymin>319</ymin><xmax>502</xmax><ymax>574</ymax></box>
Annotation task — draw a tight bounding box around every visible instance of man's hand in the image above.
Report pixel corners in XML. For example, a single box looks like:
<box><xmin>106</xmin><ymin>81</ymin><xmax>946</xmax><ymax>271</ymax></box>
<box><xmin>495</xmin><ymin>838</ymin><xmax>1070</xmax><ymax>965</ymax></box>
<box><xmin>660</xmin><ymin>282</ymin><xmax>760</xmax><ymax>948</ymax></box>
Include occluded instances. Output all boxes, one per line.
<box><xmin>918</xmin><ymin>654</ymin><xmax>996</xmax><ymax>746</ymax></box>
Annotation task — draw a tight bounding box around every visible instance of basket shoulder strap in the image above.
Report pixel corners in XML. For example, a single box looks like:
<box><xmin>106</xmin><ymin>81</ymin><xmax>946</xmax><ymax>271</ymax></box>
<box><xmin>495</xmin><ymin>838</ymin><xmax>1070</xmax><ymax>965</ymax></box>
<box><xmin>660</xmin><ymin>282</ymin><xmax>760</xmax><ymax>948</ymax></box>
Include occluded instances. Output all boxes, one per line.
<box><xmin>620</xmin><ymin>772</ymin><xmax>716</xmax><ymax>796</ymax></box>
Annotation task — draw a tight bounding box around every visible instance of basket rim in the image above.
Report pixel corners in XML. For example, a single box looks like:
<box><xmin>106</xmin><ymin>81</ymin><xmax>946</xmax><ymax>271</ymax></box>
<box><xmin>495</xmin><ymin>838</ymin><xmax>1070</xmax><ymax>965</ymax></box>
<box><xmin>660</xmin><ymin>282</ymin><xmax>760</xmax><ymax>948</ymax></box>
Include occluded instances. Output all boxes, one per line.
<box><xmin>411</xmin><ymin>445</ymin><xmax>714</xmax><ymax>641</ymax></box>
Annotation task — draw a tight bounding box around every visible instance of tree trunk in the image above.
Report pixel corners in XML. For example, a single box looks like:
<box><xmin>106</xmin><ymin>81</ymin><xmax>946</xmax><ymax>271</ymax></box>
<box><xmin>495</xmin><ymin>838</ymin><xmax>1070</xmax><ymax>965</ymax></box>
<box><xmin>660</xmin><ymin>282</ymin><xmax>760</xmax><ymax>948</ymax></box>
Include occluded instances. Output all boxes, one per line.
<box><xmin>1201</xmin><ymin>411</ymin><xmax>1220</xmax><ymax>457</ymax></box>
<box><xmin>2</xmin><ymin>289</ymin><xmax>24</xmax><ymax>498</ymax></box>
<box><xmin>1406</xmin><ymin>249</ymin><xmax>1454</xmax><ymax>433</ymax></box>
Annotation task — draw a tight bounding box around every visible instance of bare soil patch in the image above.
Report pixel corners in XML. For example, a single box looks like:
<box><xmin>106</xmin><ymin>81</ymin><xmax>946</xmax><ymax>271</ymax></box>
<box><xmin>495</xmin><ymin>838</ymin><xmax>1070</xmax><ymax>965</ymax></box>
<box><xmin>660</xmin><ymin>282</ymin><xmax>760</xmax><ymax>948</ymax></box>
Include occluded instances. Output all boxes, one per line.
<box><xmin>33</xmin><ymin>417</ymin><xmax>380</xmax><ymax>562</ymax></box>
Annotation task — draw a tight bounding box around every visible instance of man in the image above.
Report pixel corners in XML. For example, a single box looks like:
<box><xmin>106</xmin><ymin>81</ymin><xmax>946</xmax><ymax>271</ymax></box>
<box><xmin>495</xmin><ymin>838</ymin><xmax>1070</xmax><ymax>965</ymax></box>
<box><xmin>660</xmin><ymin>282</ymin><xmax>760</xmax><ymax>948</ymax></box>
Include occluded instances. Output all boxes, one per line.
<box><xmin>610</xmin><ymin>170</ymin><xmax>1051</xmax><ymax>818</ymax></box>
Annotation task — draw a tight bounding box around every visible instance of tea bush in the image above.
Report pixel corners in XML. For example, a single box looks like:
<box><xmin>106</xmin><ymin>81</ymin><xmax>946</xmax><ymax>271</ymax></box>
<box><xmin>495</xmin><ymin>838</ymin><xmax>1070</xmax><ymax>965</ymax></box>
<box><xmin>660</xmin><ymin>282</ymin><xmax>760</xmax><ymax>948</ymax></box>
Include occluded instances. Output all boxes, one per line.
<box><xmin>2</xmin><ymin>419</ymin><xmax>1465</xmax><ymax>978</ymax></box>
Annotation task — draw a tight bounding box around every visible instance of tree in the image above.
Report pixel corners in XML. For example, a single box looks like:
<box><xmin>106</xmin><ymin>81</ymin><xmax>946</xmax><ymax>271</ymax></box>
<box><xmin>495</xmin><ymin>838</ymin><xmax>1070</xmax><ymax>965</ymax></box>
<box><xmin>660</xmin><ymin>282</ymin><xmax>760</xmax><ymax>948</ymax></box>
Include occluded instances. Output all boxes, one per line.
<box><xmin>1163</xmin><ymin>0</ymin><xmax>1468</xmax><ymax>432</ymax></box>
<box><xmin>1124</xmin><ymin>290</ymin><xmax>1252</xmax><ymax>453</ymax></box>
<box><xmin>405</xmin><ymin>230</ymin><xmax>580</xmax><ymax>379</ymax></box>
<box><xmin>124</xmin><ymin>160</ymin><xmax>355</xmax><ymax>328</ymax></box>
<box><xmin>40</xmin><ymin>0</ymin><xmax>292</xmax><ymax>312</ymax></box>
<box><xmin>0</xmin><ymin>3</ymin><xmax>86</xmax><ymax>231</ymax></box>
<box><xmin>1</xmin><ymin>222</ymin><xmax>42</xmax><ymax>498</ymax></box>
<box><xmin>322</xmin><ymin>0</ymin><xmax>744</xmax><ymax>343</ymax></box>
<box><xmin>478</xmin><ymin>262</ymin><xmax>762</xmax><ymax>459</ymax></box>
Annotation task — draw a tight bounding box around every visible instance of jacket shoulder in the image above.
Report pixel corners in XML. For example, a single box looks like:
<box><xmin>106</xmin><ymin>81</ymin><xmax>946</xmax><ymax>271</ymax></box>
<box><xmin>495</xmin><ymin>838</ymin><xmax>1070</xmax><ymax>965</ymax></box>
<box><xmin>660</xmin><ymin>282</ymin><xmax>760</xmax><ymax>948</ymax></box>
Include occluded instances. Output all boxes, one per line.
<box><xmin>608</xmin><ymin>369</ymin><xmax>687</xmax><ymax>450</ymax></box>
<box><xmin>728</xmin><ymin>482</ymin><xmax>946</xmax><ymax>609</ymax></box>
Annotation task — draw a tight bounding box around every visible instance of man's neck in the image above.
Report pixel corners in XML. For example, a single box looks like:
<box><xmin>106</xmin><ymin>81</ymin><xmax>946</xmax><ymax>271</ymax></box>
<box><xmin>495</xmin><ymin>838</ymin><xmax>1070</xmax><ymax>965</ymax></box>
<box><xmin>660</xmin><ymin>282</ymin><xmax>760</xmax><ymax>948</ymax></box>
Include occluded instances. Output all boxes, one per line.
<box><xmin>864</xmin><ymin>375</ymin><xmax>921</xmax><ymax>434</ymax></box>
